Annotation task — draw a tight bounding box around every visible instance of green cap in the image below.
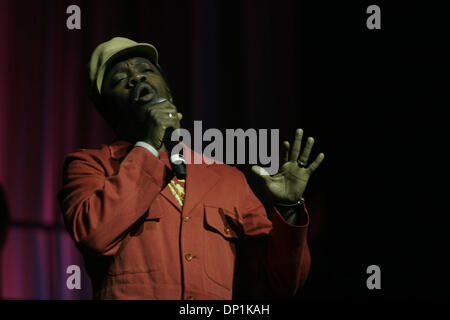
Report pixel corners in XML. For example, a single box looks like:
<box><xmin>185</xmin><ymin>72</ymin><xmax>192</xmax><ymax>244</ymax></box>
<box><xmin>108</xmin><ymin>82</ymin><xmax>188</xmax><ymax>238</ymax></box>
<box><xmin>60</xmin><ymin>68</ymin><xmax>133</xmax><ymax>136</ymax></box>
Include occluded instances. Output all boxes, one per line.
<box><xmin>88</xmin><ymin>37</ymin><xmax>159</xmax><ymax>97</ymax></box>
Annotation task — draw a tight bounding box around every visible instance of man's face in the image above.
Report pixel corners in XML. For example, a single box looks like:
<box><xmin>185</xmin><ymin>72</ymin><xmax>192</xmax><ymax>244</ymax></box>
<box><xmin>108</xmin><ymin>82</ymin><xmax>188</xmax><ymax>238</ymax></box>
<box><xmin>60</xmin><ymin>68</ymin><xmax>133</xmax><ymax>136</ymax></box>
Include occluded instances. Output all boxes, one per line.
<box><xmin>101</xmin><ymin>56</ymin><xmax>173</xmax><ymax>127</ymax></box>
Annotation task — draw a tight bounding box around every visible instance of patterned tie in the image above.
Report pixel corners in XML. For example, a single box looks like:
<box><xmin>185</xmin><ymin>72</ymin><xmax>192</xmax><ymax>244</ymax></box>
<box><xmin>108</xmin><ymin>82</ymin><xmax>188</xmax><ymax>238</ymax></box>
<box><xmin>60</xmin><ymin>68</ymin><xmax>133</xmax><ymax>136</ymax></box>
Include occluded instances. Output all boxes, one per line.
<box><xmin>159</xmin><ymin>152</ymin><xmax>185</xmax><ymax>207</ymax></box>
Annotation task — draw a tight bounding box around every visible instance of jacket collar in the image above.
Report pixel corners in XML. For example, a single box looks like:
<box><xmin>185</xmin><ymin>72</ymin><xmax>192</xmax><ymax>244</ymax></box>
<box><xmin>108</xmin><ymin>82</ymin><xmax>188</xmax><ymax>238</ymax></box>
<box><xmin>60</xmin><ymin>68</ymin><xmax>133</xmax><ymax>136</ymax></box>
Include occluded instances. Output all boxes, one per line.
<box><xmin>107</xmin><ymin>139</ymin><xmax>221</xmax><ymax>215</ymax></box>
<box><xmin>108</xmin><ymin>139</ymin><xmax>217</xmax><ymax>167</ymax></box>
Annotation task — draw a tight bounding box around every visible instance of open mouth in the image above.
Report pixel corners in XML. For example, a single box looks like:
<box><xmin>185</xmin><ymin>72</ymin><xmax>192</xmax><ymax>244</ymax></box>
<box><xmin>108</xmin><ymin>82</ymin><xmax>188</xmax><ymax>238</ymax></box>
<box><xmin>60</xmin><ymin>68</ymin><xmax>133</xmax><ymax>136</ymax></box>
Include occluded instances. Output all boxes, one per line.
<box><xmin>131</xmin><ymin>82</ymin><xmax>157</xmax><ymax>104</ymax></box>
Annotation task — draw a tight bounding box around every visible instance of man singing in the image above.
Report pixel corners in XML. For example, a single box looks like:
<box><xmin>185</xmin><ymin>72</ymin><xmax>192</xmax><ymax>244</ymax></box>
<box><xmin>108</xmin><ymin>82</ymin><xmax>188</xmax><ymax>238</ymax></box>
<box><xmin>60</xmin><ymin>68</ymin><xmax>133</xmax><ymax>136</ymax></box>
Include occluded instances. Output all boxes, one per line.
<box><xmin>58</xmin><ymin>37</ymin><xmax>325</xmax><ymax>300</ymax></box>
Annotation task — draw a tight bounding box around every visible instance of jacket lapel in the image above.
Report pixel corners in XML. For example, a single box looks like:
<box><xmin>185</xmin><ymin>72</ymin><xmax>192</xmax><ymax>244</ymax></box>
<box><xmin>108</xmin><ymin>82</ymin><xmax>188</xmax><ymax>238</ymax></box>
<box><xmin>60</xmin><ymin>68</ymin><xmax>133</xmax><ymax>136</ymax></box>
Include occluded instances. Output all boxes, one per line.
<box><xmin>183</xmin><ymin>162</ymin><xmax>220</xmax><ymax>217</ymax></box>
<box><xmin>108</xmin><ymin>139</ymin><xmax>220</xmax><ymax>214</ymax></box>
<box><xmin>160</xmin><ymin>182</ymin><xmax>182</xmax><ymax>211</ymax></box>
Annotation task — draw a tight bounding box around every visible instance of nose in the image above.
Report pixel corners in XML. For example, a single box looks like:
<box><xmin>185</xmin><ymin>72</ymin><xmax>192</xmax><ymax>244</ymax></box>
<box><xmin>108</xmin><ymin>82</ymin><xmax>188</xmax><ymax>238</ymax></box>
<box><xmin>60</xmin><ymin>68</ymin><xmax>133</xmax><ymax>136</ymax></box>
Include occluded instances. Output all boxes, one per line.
<box><xmin>128</xmin><ymin>72</ymin><xmax>147</xmax><ymax>87</ymax></box>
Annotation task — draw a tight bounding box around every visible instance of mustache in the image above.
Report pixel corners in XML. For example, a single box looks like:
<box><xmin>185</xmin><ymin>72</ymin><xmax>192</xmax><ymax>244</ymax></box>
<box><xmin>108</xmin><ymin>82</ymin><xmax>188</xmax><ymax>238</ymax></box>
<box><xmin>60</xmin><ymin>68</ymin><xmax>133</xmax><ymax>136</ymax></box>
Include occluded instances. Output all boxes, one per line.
<box><xmin>130</xmin><ymin>81</ymin><xmax>158</xmax><ymax>103</ymax></box>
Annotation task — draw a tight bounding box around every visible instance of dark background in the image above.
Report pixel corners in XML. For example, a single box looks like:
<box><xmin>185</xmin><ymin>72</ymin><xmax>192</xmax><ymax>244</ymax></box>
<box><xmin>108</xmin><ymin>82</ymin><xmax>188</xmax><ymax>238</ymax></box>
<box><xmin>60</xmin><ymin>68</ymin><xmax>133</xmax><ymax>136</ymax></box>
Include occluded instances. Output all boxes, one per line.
<box><xmin>0</xmin><ymin>0</ymin><xmax>447</xmax><ymax>299</ymax></box>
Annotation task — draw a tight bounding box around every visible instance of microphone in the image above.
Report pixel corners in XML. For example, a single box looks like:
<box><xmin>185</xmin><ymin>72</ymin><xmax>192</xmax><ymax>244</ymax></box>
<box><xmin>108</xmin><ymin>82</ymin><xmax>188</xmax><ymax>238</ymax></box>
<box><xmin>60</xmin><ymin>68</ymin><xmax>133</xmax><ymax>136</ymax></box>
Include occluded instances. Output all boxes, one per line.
<box><xmin>164</xmin><ymin>128</ymin><xmax>186</xmax><ymax>180</ymax></box>
<box><xmin>151</xmin><ymin>97</ymin><xmax>186</xmax><ymax>180</ymax></box>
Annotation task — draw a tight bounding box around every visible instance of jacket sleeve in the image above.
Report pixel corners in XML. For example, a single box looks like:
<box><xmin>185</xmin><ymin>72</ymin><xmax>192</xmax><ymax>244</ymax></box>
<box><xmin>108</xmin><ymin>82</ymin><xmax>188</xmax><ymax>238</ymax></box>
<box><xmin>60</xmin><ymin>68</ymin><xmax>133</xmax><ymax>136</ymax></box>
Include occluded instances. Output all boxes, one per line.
<box><xmin>57</xmin><ymin>146</ymin><xmax>167</xmax><ymax>256</ymax></box>
<box><xmin>235</xmin><ymin>170</ymin><xmax>311</xmax><ymax>298</ymax></box>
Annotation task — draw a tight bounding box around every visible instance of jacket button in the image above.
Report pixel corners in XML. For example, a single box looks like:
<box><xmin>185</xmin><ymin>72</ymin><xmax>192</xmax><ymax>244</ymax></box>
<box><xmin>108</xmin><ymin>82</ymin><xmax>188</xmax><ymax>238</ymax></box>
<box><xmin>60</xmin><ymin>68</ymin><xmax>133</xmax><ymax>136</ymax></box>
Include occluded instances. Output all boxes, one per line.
<box><xmin>183</xmin><ymin>216</ymin><xmax>190</xmax><ymax>222</ymax></box>
<box><xmin>185</xmin><ymin>253</ymin><xmax>193</xmax><ymax>261</ymax></box>
<box><xmin>224</xmin><ymin>227</ymin><xmax>230</xmax><ymax>234</ymax></box>
<box><xmin>187</xmin><ymin>295</ymin><xmax>195</xmax><ymax>300</ymax></box>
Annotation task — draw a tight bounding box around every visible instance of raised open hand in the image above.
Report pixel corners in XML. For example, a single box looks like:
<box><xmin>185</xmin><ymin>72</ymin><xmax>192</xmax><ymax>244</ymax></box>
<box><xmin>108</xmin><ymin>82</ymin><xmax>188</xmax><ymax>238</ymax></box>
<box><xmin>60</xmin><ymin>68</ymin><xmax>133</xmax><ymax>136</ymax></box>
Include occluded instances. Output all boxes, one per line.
<box><xmin>252</xmin><ymin>128</ymin><xmax>325</xmax><ymax>203</ymax></box>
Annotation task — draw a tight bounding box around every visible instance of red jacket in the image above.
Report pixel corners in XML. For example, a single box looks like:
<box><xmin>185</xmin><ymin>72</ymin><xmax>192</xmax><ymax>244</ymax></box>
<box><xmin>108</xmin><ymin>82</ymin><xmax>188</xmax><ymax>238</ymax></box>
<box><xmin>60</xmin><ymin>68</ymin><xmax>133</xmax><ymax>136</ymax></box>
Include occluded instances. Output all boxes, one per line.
<box><xmin>58</xmin><ymin>140</ymin><xmax>311</xmax><ymax>299</ymax></box>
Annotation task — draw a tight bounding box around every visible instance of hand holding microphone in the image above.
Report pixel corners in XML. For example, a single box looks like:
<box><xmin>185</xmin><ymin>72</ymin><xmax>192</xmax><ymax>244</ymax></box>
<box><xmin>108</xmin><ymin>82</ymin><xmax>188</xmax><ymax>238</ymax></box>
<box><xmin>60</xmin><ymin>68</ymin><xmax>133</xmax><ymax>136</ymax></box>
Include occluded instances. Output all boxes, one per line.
<box><xmin>141</xmin><ymin>97</ymin><xmax>182</xmax><ymax>150</ymax></box>
<box><xmin>144</xmin><ymin>97</ymin><xmax>186</xmax><ymax>179</ymax></box>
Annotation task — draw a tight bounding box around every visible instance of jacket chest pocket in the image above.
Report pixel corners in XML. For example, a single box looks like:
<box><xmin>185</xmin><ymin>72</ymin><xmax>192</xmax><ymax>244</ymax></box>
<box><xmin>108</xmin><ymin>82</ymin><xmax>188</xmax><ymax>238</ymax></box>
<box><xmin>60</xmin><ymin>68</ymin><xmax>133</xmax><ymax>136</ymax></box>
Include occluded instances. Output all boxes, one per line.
<box><xmin>203</xmin><ymin>205</ymin><xmax>241</xmax><ymax>290</ymax></box>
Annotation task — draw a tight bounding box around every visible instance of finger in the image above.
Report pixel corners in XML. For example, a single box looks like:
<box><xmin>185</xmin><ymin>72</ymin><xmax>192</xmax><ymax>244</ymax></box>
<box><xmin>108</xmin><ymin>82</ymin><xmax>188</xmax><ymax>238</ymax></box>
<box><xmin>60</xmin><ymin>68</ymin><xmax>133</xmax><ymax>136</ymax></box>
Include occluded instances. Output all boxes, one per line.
<box><xmin>151</xmin><ymin>107</ymin><xmax>178</xmax><ymax>115</ymax></box>
<box><xmin>150</xmin><ymin>109</ymin><xmax>179</xmax><ymax>122</ymax></box>
<box><xmin>289</xmin><ymin>128</ymin><xmax>303</xmax><ymax>162</ymax></box>
<box><xmin>149</xmin><ymin>107</ymin><xmax>177</xmax><ymax>118</ymax></box>
<box><xmin>299</xmin><ymin>137</ymin><xmax>314</xmax><ymax>164</ymax></box>
<box><xmin>157</xmin><ymin>118</ymin><xmax>179</xmax><ymax>129</ymax></box>
<box><xmin>280</xmin><ymin>141</ymin><xmax>290</xmax><ymax>165</ymax></box>
<box><xmin>157</xmin><ymin>100</ymin><xmax>173</xmax><ymax>108</ymax></box>
<box><xmin>164</xmin><ymin>101</ymin><xmax>179</xmax><ymax>113</ymax></box>
<box><xmin>149</xmin><ymin>101</ymin><xmax>178</xmax><ymax>112</ymax></box>
<box><xmin>307</xmin><ymin>153</ymin><xmax>325</xmax><ymax>173</ymax></box>
<box><xmin>251</xmin><ymin>165</ymin><xmax>272</xmax><ymax>183</ymax></box>
<box><xmin>149</xmin><ymin>100</ymin><xmax>171</xmax><ymax>109</ymax></box>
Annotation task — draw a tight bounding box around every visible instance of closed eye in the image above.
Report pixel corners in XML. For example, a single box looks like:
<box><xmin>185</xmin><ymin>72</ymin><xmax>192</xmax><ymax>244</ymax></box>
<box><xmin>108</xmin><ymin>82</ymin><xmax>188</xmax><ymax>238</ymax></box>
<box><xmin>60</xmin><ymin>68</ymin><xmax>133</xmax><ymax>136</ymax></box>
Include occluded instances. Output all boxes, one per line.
<box><xmin>114</xmin><ymin>77</ymin><xmax>127</xmax><ymax>86</ymax></box>
<box><xmin>111</xmin><ymin>72</ymin><xmax>128</xmax><ymax>86</ymax></box>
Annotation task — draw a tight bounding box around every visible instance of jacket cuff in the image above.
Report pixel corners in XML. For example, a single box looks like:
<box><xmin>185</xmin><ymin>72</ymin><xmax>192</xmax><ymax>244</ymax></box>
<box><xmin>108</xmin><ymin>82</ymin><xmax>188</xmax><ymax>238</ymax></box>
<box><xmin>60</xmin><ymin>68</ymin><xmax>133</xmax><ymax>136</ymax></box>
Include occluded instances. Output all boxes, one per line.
<box><xmin>134</xmin><ymin>141</ymin><xmax>160</xmax><ymax>159</ymax></box>
<box><xmin>273</xmin><ymin>202</ymin><xmax>309</xmax><ymax>228</ymax></box>
<box><xmin>270</xmin><ymin>204</ymin><xmax>309</xmax><ymax>246</ymax></box>
<box><xmin>124</xmin><ymin>146</ymin><xmax>167</xmax><ymax>188</ymax></box>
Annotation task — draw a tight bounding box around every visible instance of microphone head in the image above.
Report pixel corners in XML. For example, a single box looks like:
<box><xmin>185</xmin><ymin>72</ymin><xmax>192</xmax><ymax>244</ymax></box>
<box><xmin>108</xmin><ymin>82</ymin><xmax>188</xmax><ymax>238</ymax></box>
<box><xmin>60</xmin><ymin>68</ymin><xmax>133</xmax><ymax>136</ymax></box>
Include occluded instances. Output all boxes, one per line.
<box><xmin>150</xmin><ymin>97</ymin><xmax>167</xmax><ymax>106</ymax></box>
<box><xmin>170</xmin><ymin>153</ymin><xmax>186</xmax><ymax>165</ymax></box>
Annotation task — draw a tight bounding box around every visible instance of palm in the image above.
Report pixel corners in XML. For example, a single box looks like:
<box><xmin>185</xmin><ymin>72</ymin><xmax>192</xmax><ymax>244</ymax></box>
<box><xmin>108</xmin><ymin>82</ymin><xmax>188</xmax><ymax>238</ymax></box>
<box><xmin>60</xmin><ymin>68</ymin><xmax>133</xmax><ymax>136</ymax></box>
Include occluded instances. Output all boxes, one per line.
<box><xmin>252</xmin><ymin>129</ymin><xmax>324</xmax><ymax>204</ymax></box>
<box><xmin>264</xmin><ymin>162</ymin><xmax>310</xmax><ymax>202</ymax></box>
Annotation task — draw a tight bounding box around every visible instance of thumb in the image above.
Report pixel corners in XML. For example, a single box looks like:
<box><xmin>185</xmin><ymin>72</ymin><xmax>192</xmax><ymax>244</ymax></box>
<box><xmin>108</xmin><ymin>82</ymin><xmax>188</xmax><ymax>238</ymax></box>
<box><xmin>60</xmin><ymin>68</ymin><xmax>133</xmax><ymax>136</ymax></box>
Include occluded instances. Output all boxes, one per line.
<box><xmin>251</xmin><ymin>165</ymin><xmax>271</xmax><ymax>183</ymax></box>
